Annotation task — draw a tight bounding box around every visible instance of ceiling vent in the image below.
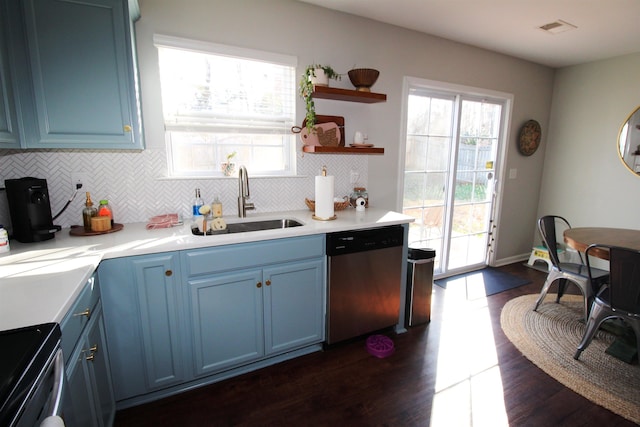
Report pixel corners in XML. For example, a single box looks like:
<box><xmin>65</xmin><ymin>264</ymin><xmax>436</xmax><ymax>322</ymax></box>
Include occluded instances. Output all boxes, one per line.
<box><xmin>538</xmin><ymin>19</ymin><xmax>577</xmax><ymax>34</ymax></box>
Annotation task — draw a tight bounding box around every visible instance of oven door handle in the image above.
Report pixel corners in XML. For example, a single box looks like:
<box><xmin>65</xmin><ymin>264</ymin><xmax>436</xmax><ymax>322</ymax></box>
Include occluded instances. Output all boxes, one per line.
<box><xmin>46</xmin><ymin>348</ymin><xmax>65</xmax><ymax>418</ymax></box>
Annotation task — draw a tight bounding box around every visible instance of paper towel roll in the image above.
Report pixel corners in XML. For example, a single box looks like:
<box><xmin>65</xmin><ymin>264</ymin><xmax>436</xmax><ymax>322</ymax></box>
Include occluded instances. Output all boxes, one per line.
<box><xmin>314</xmin><ymin>175</ymin><xmax>334</xmax><ymax>219</ymax></box>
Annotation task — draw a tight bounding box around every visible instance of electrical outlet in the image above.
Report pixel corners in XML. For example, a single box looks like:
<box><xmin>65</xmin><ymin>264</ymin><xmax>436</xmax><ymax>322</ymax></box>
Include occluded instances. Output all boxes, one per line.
<box><xmin>71</xmin><ymin>172</ymin><xmax>89</xmax><ymax>191</ymax></box>
<box><xmin>350</xmin><ymin>170</ymin><xmax>360</xmax><ymax>184</ymax></box>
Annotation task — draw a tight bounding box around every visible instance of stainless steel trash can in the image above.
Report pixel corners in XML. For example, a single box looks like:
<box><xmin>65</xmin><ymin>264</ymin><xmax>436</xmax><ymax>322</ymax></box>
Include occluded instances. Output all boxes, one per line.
<box><xmin>405</xmin><ymin>247</ymin><xmax>436</xmax><ymax>326</ymax></box>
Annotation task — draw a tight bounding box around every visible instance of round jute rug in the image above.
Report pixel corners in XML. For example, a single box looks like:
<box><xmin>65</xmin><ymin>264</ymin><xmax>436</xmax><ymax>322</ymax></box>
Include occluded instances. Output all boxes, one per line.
<box><xmin>500</xmin><ymin>294</ymin><xmax>640</xmax><ymax>424</ymax></box>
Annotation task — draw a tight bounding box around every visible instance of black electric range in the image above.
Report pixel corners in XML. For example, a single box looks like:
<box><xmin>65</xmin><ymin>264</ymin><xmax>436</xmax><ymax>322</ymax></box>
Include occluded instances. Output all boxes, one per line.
<box><xmin>0</xmin><ymin>323</ymin><xmax>61</xmax><ymax>426</ymax></box>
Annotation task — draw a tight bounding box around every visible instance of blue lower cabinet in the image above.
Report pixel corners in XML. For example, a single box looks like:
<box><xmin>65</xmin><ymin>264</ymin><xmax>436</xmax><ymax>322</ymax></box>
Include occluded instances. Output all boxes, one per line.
<box><xmin>187</xmin><ymin>269</ymin><xmax>265</xmax><ymax>376</ymax></box>
<box><xmin>64</xmin><ymin>301</ymin><xmax>115</xmax><ymax>427</ymax></box>
<box><xmin>263</xmin><ymin>259</ymin><xmax>325</xmax><ymax>354</ymax></box>
<box><xmin>84</xmin><ymin>305</ymin><xmax>115</xmax><ymax>427</ymax></box>
<box><xmin>98</xmin><ymin>235</ymin><xmax>325</xmax><ymax>405</ymax></box>
<box><xmin>65</xmin><ymin>358</ymin><xmax>94</xmax><ymax>427</ymax></box>
<box><xmin>186</xmin><ymin>258</ymin><xmax>325</xmax><ymax>377</ymax></box>
<box><xmin>99</xmin><ymin>252</ymin><xmax>187</xmax><ymax>402</ymax></box>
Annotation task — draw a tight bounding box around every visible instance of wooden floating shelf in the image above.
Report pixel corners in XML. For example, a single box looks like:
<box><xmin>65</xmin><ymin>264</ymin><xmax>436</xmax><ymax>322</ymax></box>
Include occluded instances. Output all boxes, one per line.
<box><xmin>304</xmin><ymin>85</ymin><xmax>387</xmax><ymax>154</ymax></box>
<box><xmin>302</xmin><ymin>145</ymin><xmax>384</xmax><ymax>154</ymax></box>
<box><xmin>311</xmin><ymin>85</ymin><xmax>387</xmax><ymax>103</ymax></box>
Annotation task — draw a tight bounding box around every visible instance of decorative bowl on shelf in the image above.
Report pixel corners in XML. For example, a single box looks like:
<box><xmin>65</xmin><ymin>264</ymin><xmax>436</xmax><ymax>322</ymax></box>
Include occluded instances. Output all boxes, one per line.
<box><xmin>347</xmin><ymin>68</ymin><xmax>380</xmax><ymax>92</ymax></box>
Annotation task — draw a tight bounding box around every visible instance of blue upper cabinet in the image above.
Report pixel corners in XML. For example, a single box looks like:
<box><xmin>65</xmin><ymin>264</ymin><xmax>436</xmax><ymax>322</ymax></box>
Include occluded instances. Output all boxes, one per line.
<box><xmin>10</xmin><ymin>0</ymin><xmax>143</xmax><ymax>149</ymax></box>
<box><xmin>0</xmin><ymin>1</ymin><xmax>21</xmax><ymax>148</ymax></box>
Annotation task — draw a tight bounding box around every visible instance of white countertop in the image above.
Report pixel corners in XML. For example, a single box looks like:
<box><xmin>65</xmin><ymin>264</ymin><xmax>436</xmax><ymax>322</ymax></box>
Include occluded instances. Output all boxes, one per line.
<box><xmin>0</xmin><ymin>208</ymin><xmax>413</xmax><ymax>331</ymax></box>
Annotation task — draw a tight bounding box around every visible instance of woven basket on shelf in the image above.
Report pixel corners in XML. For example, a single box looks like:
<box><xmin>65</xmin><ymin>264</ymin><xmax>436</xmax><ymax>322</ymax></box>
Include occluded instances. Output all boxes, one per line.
<box><xmin>305</xmin><ymin>198</ymin><xmax>350</xmax><ymax>212</ymax></box>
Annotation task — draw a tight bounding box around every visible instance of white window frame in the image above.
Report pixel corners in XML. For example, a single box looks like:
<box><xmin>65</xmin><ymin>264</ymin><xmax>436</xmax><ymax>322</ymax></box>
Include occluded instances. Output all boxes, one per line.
<box><xmin>154</xmin><ymin>35</ymin><xmax>298</xmax><ymax>177</ymax></box>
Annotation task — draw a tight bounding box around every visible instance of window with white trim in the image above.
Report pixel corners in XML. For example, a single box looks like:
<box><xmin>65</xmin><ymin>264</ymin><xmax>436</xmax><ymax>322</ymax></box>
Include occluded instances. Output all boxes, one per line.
<box><xmin>154</xmin><ymin>35</ymin><xmax>297</xmax><ymax>177</ymax></box>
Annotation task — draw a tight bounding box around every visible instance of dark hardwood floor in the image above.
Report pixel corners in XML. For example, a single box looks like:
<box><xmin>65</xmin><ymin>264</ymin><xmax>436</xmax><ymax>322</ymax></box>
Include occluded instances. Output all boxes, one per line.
<box><xmin>114</xmin><ymin>263</ymin><xmax>636</xmax><ymax>426</ymax></box>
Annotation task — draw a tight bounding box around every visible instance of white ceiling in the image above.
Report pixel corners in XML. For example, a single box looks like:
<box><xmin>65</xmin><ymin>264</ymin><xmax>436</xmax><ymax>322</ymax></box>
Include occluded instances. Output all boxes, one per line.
<box><xmin>297</xmin><ymin>0</ymin><xmax>640</xmax><ymax>68</ymax></box>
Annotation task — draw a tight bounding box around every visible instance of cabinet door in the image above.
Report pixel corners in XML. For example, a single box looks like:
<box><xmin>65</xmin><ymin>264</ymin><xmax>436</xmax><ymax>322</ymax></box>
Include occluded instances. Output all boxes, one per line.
<box><xmin>84</xmin><ymin>303</ymin><xmax>116</xmax><ymax>427</ymax></box>
<box><xmin>99</xmin><ymin>253</ymin><xmax>185</xmax><ymax>401</ymax></box>
<box><xmin>132</xmin><ymin>254</ymin><xmax>187</xmax><ymax>391</ymax></box>
<box><xmin>21</xmin><ymin>0</ymin><xmax>142</xmax><ymax>148</ymax></box>
<box><xmin>65</xmin><ymin>345</ymin><xmax>96</xmax><ymax>427</ymax></box>
<box><xmin>64</xmin><ymin>302</ymin><xmax>115</xmax><ymax>427</ymax></box>
<box><xmin>0</xmin><ymin>1</ymin><xmax>21</xmax><ymax>148</ymax></box>
<box><xmin>263</xmin><ymin>259</ymin><xmax>325</xmax><ymax>354</ymax></box>
<box><xmin>187</xmin><ymin>269</ymin><xmax>264</xmax><ymax>376</ymax></box>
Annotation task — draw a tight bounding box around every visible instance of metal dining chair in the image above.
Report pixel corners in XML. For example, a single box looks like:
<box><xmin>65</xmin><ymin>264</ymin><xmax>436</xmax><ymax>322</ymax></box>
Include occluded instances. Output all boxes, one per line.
<box><xmin>532</xmin><ymin>216</ymin><xmax>609</xmax><ymax>321</ymax></box>
<box><xmin>574</xmin><ymin>244</ymin><xmax>640</xmax><ymax>360</ymax></box>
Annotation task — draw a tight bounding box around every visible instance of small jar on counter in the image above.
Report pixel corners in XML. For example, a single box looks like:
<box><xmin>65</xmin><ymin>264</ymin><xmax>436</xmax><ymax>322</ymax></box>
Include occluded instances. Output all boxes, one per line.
<box><xmin>0</xmin><ymin>224</ymin><xmax>9</xmax><ymax>254</ymax></box>
<box><xmin>98</xmin><ymin>199</ymin><xmax>114</xmax><ymax>226</ymax></box>
<box><xmin>350</xmin><ymin>187</ymin><xmax>369</xmax><ymax>208</ymax></box>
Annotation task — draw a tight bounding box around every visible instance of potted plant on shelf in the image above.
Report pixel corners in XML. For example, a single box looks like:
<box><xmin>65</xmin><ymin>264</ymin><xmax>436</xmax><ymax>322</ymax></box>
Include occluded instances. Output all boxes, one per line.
<box><xmin>299</xmin><ymin>64</ymin><xmax>341</xmax><ymax>133</ymax></box>
<box><xmin>221</xmin><ymin>151</ymin><xmax>237</xmax><ymax>176</ymax></box>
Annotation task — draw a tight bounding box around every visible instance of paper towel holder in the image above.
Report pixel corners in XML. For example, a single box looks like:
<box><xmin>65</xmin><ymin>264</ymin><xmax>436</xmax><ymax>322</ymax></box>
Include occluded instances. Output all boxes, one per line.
<box><xmin>312</xmin><ymin>214</ymin><xmax>337</xmax><ymax>221</ymax></box>
<box><xmin>313</xmin><ymin>165</ymin><xmax>337</xmax><ymax>221</ymax></box>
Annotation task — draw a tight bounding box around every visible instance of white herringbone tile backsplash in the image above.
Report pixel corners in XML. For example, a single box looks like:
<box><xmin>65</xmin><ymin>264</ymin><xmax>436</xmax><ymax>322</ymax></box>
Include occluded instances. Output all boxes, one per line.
<box><xmin>0</xmin><ymin>148</ymin><xmax>368</xmax><ymax>230</ymax></box>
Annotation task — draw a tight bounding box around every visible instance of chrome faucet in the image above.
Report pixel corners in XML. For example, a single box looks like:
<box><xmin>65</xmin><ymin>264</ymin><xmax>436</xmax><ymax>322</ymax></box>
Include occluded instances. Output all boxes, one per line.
<box><xmin>238</xmin><ymin>165</ymin><xmax>255</xmax><ymax>217</ymax></box>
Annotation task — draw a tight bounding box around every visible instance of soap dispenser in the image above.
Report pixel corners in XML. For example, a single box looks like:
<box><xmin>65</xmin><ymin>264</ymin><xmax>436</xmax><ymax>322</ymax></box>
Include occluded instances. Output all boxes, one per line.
<box><xmin>212</xmin><ymin>196</ymin><xmax>223</xmax><ymax>218</ymax></box>
<box><xmin>82</xmin><ymin>192</ymin><xmax>98</xmax><ymax>232</ymax></box>
<box><xmin>192</xmin><ymin>188</ymin><xmax>204</xmax><ymax>218</ymax></box>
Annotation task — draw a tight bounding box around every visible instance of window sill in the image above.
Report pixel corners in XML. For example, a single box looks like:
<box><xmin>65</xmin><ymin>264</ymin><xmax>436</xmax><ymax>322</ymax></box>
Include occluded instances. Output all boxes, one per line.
<box><xmin>157</xmin><ymin>174</ymin><xmax>307</xmax><ymax>181</ymax></box>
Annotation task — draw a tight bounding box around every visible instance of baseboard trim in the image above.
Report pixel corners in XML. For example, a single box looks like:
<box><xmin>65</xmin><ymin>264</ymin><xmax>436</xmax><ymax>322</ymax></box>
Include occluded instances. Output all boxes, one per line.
<box><xmin>491</xmin><ymin>253</ymin><xmax>530</xmax><ymax>267</ymax></box>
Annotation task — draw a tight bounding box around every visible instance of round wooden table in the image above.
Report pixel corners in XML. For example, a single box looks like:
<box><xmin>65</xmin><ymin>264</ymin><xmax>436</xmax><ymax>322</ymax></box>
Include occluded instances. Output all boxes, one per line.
<box><xmin>564</xmin><ymin>227</ymin><xmax>640</xmax><ymax>259</ymax></box>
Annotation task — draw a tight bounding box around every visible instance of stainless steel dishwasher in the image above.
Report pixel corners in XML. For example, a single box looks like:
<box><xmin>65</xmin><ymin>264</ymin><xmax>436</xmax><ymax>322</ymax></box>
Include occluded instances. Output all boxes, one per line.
<box><xmin>326</xmin><ymin>225</ymin><xmax>404</xmax><ymax>345</ymax></box>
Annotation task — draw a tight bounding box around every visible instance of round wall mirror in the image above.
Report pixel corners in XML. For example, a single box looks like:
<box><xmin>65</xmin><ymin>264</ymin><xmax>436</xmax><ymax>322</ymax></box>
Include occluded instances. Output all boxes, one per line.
<box><xmin>618</xmin><ymin>105</ymin><xmax>640</xmax><ymax>175</ymax></box>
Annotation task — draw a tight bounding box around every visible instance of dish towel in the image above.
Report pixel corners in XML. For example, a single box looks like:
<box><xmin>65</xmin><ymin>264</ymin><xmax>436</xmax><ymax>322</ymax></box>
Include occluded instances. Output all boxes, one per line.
<box><xmin>146</xmin><ymin>213</ymin><xmax>181</xmax><ymax>229</ymax></box>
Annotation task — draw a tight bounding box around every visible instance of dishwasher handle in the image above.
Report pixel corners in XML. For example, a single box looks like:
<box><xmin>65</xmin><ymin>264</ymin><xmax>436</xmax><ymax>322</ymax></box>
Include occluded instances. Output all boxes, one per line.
<box><xmin>326</xmin><ymin>225</ymin><xmax>404</xmax><ymax>256</ymax></box>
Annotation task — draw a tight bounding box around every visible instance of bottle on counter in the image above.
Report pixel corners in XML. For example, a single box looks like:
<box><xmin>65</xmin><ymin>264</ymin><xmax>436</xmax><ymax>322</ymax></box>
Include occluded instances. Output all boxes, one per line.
<box><xmin>192</xmin><ymin>188</ymin><xmax>204</xmax><ymax>218</ymax></box>
<box><xmin>98</xmin><ymin>199</ymin><xmax>114</xmax><ymax>226</ymax></box>
<box><xmin>0</xmin><ymin>224</ymin><xmax>9</xmax><ymax>254</ymax></box>
<box><xmin>82</xmin><ymin>192</ymin><xmax>98</xmax><ymax>232</ymax></box>
<box><xmin>212</xmin><ymin>196</ymin><xmax>223</xmax><ymax>218</ymax></box>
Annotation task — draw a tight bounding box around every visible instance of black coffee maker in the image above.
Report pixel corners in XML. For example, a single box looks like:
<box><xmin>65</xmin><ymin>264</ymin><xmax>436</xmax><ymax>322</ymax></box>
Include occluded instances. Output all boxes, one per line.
<box><xmin>5</xmin><ymin>177</ymin><xmax>61</xmax><ymax>243</ymax></box>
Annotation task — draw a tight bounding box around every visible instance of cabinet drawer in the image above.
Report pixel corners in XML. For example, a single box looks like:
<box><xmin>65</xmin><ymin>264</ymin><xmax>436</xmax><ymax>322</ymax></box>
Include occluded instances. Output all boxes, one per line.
<box><xmin>61</xmin><ymin>274</ymin><xmax>100</xmax><ymax>362</ymax></box>
<box><xmin>183</xmin><ymin>235</ymin><xmax>325</xmax><ymax>277</ymax></box>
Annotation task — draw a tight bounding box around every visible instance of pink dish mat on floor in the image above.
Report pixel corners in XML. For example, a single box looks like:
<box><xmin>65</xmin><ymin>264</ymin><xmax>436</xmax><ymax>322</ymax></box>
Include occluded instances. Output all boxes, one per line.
<box><xmin>366</xmin><ymin>334</ymin><xmax>395</xmax><ymax>358</ymax></box>
<box><xmin>146</xmin><ymin>213</ymin><xmax>181</xmax><ymax>229</ymax></box>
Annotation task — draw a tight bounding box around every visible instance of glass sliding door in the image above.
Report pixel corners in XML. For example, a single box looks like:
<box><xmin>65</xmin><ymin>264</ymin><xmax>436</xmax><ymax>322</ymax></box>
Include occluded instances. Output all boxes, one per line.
<box><xmin>402</xmin><ymin>82</ymin><xmax>507</xmax><ymax>276</ymax></box>
<box><xmin>448</xmin><ymin>99</ymin><xmax>500</xmax><ymax>271</ymax></box>
<box><xmin>403</xmin><ymin>92</ymin><xmax>454</xmax><ymax>274</ymax></box>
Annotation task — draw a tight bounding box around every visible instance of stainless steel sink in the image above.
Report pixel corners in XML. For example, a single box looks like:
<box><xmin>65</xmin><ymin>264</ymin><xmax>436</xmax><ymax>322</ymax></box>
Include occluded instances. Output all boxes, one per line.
<box><xmin>192</xmin><ymin>218</ymin><xmax>303</xmax><ymax>235</ymax></box>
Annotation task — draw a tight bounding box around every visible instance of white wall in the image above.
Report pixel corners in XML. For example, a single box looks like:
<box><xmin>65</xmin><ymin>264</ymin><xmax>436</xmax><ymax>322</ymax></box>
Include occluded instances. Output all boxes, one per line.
<box><xmin>135</xmin><ymin>0</ymin><xmax>556</xmax><ymax>261</ymax></box>
<box><xmin>537</xmin><ymin>53</ymin><xmax>640</xmax><ymax>231</ymax></box>
<box><xmin>0</xmin><ymin>0</ymin><xmax>556</xmax><ymax>263</ymax></box>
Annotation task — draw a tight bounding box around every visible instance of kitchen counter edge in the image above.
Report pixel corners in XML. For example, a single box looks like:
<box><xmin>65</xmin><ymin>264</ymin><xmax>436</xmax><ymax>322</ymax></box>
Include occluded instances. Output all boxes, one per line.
<box><xmin>0</xmin><ymin>209</ymin><xmax>413</xmax><ymax>330</ymax></box>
